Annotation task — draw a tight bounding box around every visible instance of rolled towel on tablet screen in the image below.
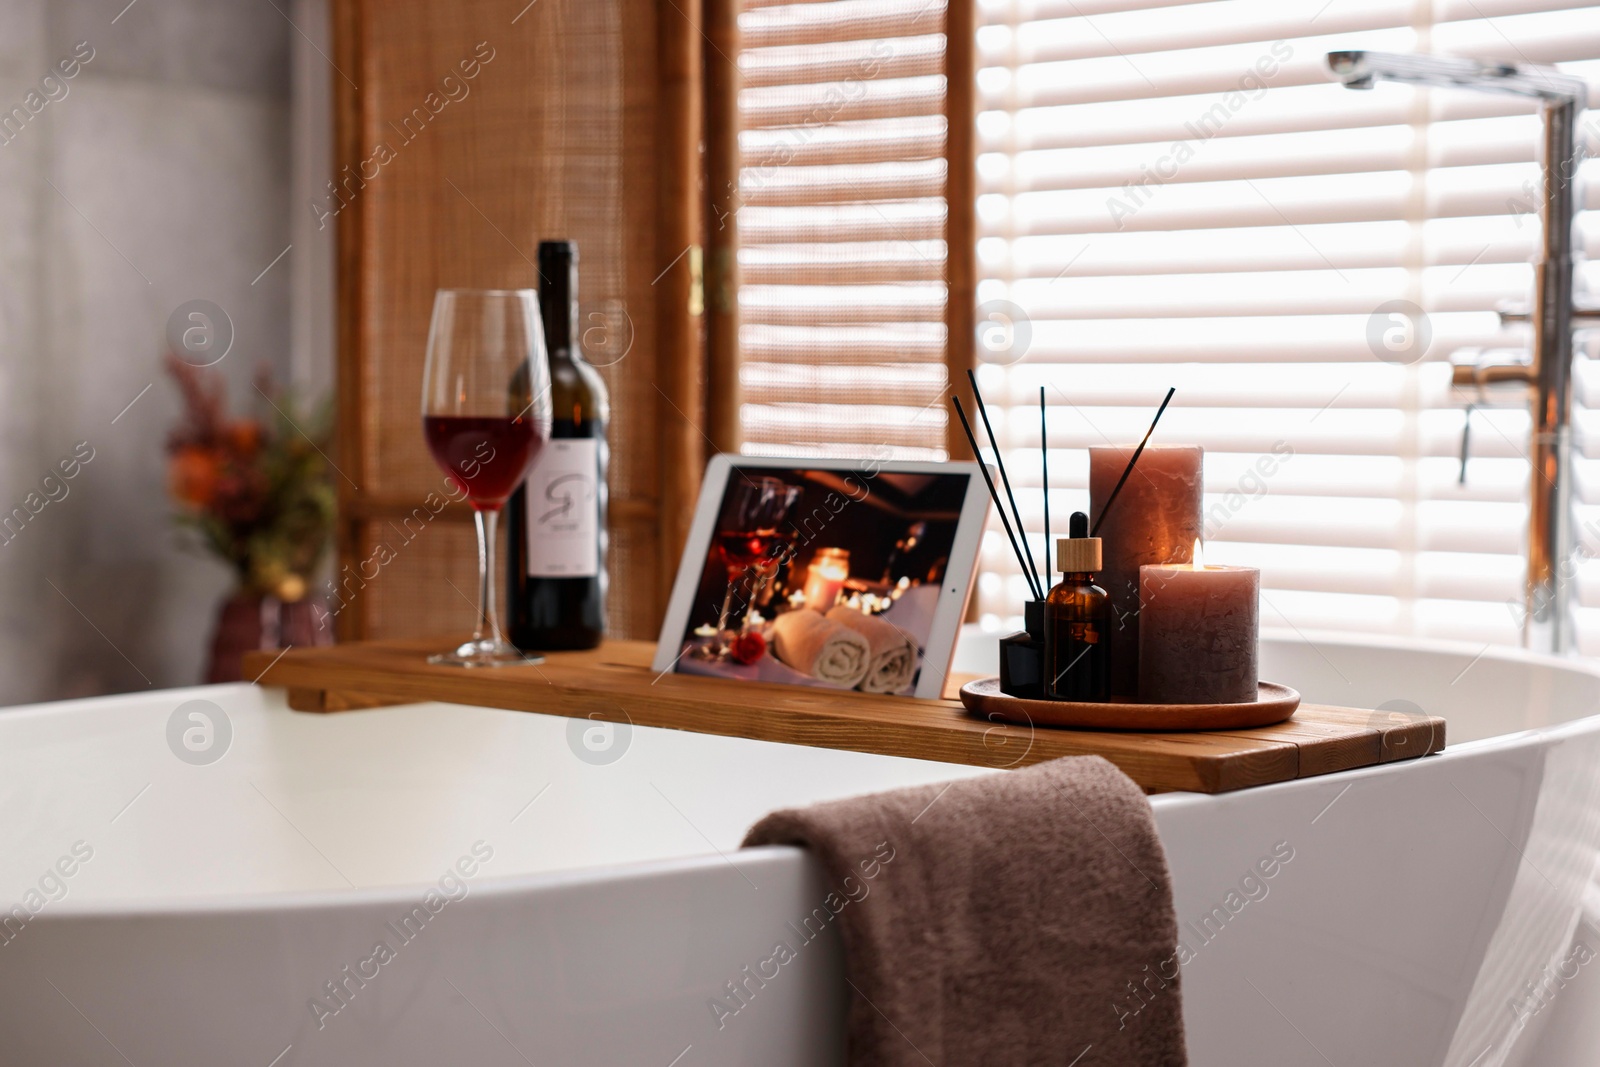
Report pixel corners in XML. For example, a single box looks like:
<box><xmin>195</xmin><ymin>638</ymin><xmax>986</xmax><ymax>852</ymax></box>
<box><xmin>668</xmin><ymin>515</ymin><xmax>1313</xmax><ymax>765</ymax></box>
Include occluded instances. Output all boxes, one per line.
<box><xmin>770</xmin><ymin>609</ymin><xmax>871</xmax><ymax>688</ymax></box>
<box><xmin>826</xmin><ymin>605</ymin><xmax>916</xmax><ymax>694</ymax></box>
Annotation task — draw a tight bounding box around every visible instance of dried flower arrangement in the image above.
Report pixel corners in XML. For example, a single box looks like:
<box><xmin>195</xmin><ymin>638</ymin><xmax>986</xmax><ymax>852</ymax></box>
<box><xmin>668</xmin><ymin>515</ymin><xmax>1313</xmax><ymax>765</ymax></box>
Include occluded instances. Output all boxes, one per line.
<box><xmin>165</xmin><ymin>355</ymin><xmax>335</xmax><ymax>602</ymax></box>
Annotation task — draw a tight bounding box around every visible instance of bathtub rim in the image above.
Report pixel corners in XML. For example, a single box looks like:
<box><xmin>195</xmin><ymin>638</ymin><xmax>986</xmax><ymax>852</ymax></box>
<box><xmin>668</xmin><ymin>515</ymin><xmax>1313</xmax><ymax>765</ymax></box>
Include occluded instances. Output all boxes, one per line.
<box><xmin>12</xmin><ymin>843</ymin><xmax>816</xmax><ymax>922</ymax></box>
<box><xmin>7</xmin><ymin>631</ymin><xmax>1599</xmax><ymax>917</ymax></box>
<box><xmin>1258</xmin><ymin>625</ymin><xmax>1600</xmax><ymax>682</ymax></box>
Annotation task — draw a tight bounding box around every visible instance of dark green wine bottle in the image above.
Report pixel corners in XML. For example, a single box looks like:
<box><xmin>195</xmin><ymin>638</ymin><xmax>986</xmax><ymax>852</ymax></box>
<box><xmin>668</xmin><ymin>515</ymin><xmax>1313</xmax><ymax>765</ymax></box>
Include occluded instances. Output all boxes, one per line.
<box><xmin>508</xmin><ymin>240</ymin><xmax>608</xmax><ymax>650</ymax></box>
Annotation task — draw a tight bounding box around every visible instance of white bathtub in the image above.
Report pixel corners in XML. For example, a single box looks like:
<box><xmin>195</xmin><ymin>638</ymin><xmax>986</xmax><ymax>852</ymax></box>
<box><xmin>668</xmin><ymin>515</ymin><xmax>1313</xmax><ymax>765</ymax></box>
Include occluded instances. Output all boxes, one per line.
<box><xmin>1</xmin><ymin>631</ymin><xmax>1598</xmax><ymax>1066</ymax></box>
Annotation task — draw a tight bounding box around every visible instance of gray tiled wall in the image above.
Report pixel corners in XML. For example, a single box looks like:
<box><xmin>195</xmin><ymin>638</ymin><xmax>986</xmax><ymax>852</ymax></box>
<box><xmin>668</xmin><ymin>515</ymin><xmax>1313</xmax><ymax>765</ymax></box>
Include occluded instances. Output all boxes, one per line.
<box><xmin>0</xmin><ymin>0</ymin><xmax>294</xmax><ymax>701</ymax></box>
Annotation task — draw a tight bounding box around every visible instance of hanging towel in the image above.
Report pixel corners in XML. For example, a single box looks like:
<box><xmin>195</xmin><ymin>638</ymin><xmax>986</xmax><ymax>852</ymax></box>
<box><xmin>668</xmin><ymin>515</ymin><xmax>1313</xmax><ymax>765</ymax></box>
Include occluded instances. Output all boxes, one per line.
<box><xmin>743</xmin><ymin>755</ymin><xmax>1187</xmax><ymax>1066</ymax></box>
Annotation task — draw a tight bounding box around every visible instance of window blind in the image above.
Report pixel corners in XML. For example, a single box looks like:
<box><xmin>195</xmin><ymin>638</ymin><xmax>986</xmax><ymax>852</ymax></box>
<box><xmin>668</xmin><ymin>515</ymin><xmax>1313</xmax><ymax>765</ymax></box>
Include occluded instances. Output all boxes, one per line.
<box><xmin>973</xmin><ymin>0</ymin><xmax>1600</xmax><ymax>650</ymax></box>
<box><xmin>732</xmin><ymin>0</ymin><xmax>954</xmax><ymax>459</ymax></box>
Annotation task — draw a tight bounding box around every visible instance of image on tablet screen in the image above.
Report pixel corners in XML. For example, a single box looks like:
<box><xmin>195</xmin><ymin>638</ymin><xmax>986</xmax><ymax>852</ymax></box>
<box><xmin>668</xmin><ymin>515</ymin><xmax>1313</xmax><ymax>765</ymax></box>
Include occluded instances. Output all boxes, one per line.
<box><xmin>672</xmin><ymin>463</ymin><xmax>971</xmax><ymax>695</ymax></box>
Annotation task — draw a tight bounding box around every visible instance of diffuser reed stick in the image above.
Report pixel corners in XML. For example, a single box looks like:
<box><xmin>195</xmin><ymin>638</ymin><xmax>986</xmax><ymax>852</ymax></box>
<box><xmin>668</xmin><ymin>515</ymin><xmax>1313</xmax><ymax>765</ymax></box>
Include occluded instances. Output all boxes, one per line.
<box><xmin>953</xmin><ymin>395</ymin><xmax>1043</xmax><ymax>600</ymax></box>
<box><xmin>966</xmin><ymin>369</ymin><xmax>1042</xmax><ymax>596</ymax></box>
<box><xmin>1040</xmin><ymin>386</ymin><xmax>1050</xmax><ymax>580</ymax></box>
<box><xmin>1091</xmin><ymin>386</ymin><xmax>1177</xmax><ymax>537</ymax></box>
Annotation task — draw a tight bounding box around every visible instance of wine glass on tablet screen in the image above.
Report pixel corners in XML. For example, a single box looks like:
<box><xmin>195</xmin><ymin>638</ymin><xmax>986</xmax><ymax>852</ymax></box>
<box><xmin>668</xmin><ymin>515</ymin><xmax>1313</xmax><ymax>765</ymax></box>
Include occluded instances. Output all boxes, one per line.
<box><xmin>421</xmin><ymin>288</ymin><xmax>553</xmax><ymax>667</ymax></box>
<box><xmin>699</xmin><ymin>476</ymin><xmax>801</xmax><ymax>657</ymax></box>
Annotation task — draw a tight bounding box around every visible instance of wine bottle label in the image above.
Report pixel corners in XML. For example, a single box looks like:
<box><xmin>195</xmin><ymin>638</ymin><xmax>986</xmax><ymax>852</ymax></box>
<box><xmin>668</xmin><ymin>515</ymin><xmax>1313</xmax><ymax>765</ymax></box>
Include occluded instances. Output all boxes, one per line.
<box><xmin>523</xmin><ymin>439</ymin><xmax>600</xmax><ymax>577</ymax></box>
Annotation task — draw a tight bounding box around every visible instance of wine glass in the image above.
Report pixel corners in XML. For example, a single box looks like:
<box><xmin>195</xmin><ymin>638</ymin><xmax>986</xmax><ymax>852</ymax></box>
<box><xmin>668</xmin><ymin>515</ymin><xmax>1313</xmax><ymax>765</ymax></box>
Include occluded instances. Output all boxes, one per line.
<box><xmin>699</xmin><ymin>476</ymin><xmax>801</xmax><ymax>656</ymax></box>
<box><xmin>421</xmin><ymin>289</ymin><xmax>553</xmax><ymax>667</ymax></box>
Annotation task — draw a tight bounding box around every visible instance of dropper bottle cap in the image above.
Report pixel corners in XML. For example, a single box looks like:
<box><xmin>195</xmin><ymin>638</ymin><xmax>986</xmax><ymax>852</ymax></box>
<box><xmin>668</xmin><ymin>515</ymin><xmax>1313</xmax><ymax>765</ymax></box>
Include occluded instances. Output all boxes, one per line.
<box><xmin>1055</xmin><ymin>511</ymin><xmax>1102</xmax><ymax>573</ymax></box>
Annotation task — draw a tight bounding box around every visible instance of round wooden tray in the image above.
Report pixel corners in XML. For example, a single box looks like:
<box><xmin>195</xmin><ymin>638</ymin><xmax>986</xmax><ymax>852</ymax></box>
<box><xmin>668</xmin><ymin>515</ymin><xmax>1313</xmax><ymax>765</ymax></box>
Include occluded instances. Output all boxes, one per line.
<box><xmin>959</xmin><ymin>677</ymin><xmax>1301</xmax><ymax>732</ymax></box>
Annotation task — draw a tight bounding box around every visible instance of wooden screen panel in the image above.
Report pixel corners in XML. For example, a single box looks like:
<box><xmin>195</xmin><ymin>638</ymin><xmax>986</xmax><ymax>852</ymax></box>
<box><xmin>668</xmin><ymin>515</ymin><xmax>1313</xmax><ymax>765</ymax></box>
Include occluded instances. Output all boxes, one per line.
<box><xmin>350</xmin><ymin>522</ymin><xmax>482</xmax><ymax>640</ymax></box>
<box><xmin>332</xmin><ymin>0</ymin><xmax>702</xmax><ymax>643</ymax></box>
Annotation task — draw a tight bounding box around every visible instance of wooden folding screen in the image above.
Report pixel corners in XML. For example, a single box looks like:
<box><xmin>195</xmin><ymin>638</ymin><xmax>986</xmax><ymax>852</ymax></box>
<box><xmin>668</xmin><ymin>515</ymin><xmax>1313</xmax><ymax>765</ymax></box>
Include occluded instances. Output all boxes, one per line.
<box><xmin>330</xmin><ymin>0</ymin><xmax>703</xmax><ymax>640</ymax></box>
<box><xmin>330</xmin><ymin>0</ymin><xmax>970</xmax><ymax>641</ymax></box>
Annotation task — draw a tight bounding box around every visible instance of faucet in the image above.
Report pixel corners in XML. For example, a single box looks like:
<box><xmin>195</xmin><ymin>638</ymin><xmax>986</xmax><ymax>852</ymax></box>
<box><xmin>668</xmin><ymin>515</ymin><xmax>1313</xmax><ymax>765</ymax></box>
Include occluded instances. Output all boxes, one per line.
<box><xmin>1326</xmin><ymin>50</ymin><xmax>1589</xmax><ymax>654</ymax></box>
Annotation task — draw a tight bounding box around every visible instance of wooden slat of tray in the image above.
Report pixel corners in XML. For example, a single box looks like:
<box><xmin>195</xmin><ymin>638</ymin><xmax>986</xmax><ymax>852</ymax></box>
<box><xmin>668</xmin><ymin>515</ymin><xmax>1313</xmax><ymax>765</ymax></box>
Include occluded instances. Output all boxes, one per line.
<box><xmin>243</xmin><ymin>638</ymin><xmax>1445</xmax><ymax>795</ymax></box>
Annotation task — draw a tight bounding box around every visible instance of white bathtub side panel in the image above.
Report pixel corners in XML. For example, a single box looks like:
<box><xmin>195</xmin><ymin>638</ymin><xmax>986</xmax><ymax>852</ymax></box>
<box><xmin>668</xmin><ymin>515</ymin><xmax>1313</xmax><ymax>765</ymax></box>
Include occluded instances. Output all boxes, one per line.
<box><xmin>0</xmin><ymin>849</ymin><xmax>846</xmax><ymax>1067</ymax></box>
<box><xmin>1457</xmin><ymin>726</ymin><xmax>1600</xmax><ymax>1067</ymax></box>
<box><xmin>1511</xmin><ymin>869</ymin><xmax>1600</xmax><ymax>1065</ymax></box>
<box><xmin>1153</xmin><ymin>737</ymin><xmax>1552</xmax><ymax>1067</ymax></box>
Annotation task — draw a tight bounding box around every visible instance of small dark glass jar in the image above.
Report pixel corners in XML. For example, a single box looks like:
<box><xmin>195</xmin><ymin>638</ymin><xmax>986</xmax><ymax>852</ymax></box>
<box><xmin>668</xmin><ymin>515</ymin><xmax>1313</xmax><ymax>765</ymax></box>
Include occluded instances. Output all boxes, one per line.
<box><xmin>999</xmin><ymin>600</ymin><xmax>1045</xmax><ymax>700</ymax></box>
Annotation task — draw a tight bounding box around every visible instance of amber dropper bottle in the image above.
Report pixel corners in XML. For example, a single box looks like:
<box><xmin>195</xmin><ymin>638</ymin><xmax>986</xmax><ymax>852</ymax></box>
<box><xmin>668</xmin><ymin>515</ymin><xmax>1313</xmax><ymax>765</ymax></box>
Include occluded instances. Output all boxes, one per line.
<box><xmin>1044</xmin><ymin>511</ymin><xmax>1111</xmax><ymax>701</ymax></box>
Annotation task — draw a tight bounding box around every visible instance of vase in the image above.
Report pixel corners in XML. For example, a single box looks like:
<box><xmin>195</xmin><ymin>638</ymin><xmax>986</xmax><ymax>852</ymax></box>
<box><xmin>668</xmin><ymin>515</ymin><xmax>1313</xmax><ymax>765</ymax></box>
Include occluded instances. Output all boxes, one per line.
<box><xmin>205</xmin><ymin>592</ymin><xmax>332</xmax><ymax>683</ymax></box>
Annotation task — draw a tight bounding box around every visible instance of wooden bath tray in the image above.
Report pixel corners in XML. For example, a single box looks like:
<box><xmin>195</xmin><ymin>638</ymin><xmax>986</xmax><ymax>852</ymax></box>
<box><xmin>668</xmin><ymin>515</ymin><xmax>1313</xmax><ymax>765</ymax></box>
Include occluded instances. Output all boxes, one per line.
<box><xmin>244</xmin><ymin>638</ymin><xmax>1445</xmax><ymax>795</ymax></box>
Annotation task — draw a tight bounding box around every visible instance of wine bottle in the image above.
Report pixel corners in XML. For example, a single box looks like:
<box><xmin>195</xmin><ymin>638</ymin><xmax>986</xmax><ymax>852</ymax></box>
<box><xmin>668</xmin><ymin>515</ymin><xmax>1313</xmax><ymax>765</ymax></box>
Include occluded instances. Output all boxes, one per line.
<box><xmin>508</xmin><ymin>240</ymin><xmax>609</xmax><ymax>650</ymax></box>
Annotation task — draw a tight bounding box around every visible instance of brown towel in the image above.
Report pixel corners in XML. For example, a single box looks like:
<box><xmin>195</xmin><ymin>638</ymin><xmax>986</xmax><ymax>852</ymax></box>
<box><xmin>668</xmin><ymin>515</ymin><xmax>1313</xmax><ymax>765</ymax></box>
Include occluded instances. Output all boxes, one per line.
<box><xmin>743</xmin><ymin>756</ymin><xmax>1187</xmax><ymax>1066</ymax></box>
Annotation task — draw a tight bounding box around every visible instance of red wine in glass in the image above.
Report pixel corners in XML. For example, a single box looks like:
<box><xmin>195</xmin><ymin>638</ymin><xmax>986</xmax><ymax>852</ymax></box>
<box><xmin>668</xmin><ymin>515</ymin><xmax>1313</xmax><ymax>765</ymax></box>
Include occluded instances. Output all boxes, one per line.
<box><xmin>423</xmin><ymin>414</ymin><xmax>546</xmax><ymax>510</ymax></box>
<box><xmin>716</xmin><ymin>529</ymin><xmax>788</xmax><ymax>575</ymax></box>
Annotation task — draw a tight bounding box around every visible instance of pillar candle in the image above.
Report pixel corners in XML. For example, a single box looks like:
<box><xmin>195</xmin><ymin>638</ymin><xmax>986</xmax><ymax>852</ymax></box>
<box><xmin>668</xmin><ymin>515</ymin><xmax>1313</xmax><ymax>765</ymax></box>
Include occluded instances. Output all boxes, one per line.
<box><xmin>802</xmin><ymin>548</ymin><xmax>850</xmax><ymax>612</ymax></box>
<box><xmin>1138</xmin><ymin>547</ymin><xmax>1259</xmax><ymax>704</ymax></box>
<box><xmin>1088</xmin><ymin>444</ymin><xmax>1203</xmax><ymax>698</ymax></box>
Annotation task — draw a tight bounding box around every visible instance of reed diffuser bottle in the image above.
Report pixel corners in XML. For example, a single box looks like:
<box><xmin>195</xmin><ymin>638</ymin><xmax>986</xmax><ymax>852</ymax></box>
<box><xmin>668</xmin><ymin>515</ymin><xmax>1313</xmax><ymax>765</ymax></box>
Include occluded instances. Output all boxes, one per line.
<box><xmin>1044</xmin><ymin>512</ymin><xmax>1110</xmax><ymax>701</ymax></box>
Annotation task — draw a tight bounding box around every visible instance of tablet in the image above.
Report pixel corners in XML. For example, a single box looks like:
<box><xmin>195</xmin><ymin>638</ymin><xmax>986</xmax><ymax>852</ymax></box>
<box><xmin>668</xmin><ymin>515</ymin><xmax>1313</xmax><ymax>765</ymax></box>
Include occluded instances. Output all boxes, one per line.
<box><xmin>652</xmin><ymin>453</ymin><xmax>989</xmax><ymax>699</ymax></box>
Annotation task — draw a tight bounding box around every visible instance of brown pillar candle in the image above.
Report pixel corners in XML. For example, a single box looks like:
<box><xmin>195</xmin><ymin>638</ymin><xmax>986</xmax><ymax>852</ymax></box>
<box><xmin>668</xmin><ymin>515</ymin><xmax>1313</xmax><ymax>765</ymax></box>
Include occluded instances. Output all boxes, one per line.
<box><xmin>1088</xmin><ymin>444</ymin><xmax>1202</xmax><ymax>698</ymax></box>
<box><xmin>1138</xmin><ymin>548</ymin><xmax>1260</xmax><ymax>704</ymax></box>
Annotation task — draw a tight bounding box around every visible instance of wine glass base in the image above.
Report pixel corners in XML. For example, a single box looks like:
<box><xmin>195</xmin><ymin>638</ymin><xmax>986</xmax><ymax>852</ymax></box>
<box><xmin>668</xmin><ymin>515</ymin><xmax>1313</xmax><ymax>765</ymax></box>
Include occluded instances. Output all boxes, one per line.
<box><xmin>690</xmin><ymin>631</ymin><xmax>735</xmax><ymax>660</ymax></box>
<box><xmin>428</xmin><ymin>638</ymin><xmax>543</xmax><ymax>668</ymax></box>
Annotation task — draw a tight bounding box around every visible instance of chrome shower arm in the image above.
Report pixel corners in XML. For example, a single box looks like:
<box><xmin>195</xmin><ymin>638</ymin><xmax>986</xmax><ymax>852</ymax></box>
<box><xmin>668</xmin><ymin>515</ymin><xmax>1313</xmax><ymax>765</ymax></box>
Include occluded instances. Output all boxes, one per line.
<box><xmin>1326</xmin><ymin>50</ymin><xmax>1587</xmax><ymax>104</ymax></box>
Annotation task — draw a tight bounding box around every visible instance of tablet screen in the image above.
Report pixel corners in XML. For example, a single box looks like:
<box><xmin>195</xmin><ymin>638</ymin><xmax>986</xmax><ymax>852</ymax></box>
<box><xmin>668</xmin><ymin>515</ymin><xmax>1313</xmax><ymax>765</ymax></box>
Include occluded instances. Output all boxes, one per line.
<box><xmin>668</xmin><ymin>463</ymin><xmax>974</xmax><ymax>696</ymax></box>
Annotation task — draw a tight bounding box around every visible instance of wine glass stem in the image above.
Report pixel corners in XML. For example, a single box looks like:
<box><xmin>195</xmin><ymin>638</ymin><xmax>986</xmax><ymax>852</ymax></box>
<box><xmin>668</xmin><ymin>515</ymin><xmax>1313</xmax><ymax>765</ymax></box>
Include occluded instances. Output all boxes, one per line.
<box><xmin>715</xmin><ymin>579</ymin><xmax>737</xmax><ymax>632</ymax></box>
<box><xmin>474</xmin><ymin>508</ymin><xmax>505</xmax><ymax>646</ymax></box>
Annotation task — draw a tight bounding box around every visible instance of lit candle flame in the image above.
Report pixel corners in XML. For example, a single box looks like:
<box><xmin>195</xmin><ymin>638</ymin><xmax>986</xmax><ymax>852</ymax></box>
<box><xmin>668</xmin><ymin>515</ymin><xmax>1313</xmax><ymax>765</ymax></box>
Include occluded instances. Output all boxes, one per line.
<box><xmin>1193</xmin><ymin>538</ymin><xmax>1205</xmax><ymax>569</ymax></box>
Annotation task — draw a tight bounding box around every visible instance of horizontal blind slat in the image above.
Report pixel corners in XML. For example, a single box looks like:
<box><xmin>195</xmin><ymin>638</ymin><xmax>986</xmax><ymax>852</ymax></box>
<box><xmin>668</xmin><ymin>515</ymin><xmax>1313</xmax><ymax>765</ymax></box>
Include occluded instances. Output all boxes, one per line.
<box><xmin>742</xmin><ymin>36</ymin><xmax>945</xmax><ymax>88</ymax></box>
<box><xmin>741</xmin><ymin>0</ymin><xmax>949</xmax><ymax>48</ymax></box>
<box><xmin>743</xmin><ymin>128</ymin><xmax>948</xmax><ymax>168</ymax></box>
<box><xmin>984</xmin><ymin>181</ymin><xmax>1600</xmax><ymax>237</ymax></box>
<box><xmin>743</xmin><ymin>80</ymin><xmax>951</xmax><ymax>127</ymax></box>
